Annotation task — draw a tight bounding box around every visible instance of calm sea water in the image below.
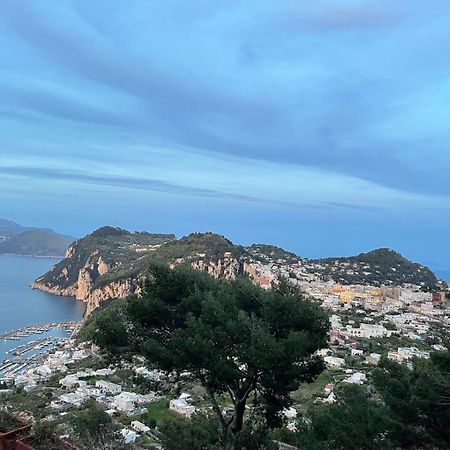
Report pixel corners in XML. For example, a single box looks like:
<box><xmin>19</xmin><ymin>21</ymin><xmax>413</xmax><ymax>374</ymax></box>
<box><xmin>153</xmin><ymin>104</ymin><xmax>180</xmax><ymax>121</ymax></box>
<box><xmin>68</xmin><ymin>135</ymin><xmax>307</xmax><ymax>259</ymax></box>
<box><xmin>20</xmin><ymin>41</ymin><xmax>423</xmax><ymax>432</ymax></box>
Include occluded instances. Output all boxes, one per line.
<box><xmin>0</xmin><ymin>255</ymin><xmax>85</xmax><ymax>361</ymax></box>
<box><xmin>435</xmin><ymin>269</ymin><xmax>450</xmax><ymax>284</ymax></box>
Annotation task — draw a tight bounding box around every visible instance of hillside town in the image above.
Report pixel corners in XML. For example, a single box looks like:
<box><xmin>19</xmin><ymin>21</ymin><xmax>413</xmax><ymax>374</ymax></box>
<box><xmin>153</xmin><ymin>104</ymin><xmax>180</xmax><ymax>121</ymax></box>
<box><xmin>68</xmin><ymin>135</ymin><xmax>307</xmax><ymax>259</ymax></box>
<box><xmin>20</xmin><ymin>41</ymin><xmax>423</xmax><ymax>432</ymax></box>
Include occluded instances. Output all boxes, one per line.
<box><xmin>1</xmin><ymin>247</ymin><xmax>448</xmax><ymax>449</ymax></box>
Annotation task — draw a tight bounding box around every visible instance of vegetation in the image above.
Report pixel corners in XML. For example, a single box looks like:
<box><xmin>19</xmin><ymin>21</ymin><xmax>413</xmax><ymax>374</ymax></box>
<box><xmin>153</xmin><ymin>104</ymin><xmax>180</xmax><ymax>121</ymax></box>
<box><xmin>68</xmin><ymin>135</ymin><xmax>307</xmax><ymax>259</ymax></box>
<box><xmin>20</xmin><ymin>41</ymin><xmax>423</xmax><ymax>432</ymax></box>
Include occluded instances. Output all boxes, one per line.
<box><xmin>141</xmin><ymin>399</ymin><xmax>177</xmax><ymax>427</ymax></box>
<box><xmin>159</xmin><ymin>412</ymin><xmax>220</xmax><ymax>450</ymax></box>
<box><xmin>71</xmin><ymin>400</ymin><xmax>130</xmax><ymax>449</ymax></box>
<box><xmin>34</xmin><ymin>226</ymin><xmax>440</xmax><ymax>301</ymax></box>
<box><xmin>0</xmin><ymin>410</ymin><xmax>23</xmax><ymax>432</ymax></box>
<box><xmin>81</xmin><ymin>265</ymin><xmax>329</xmax><ymax>449</ymax></box>
<box><xmin>35</xmin><ymin>226</ymin><xmax>176</xmax><ymax>289</ymax></box>
<box><xmin>24</xmin><ymin>421</ymin><xmax>66</xmax><ymax>450</ymax></box>
<box><xmin>313</xmin><ymin>248</ymin><xmax>438</xmax><ymax>287</ymax></box>
<box><xmin>159</xmin><ymin>411</ymin><xmax>277</xmax><ymax>450</ymax></box>
<box><xmin>247</xmin><ymin>244</ymin><xmax>300</xmax><ymax>265</ymax></box>
<box><xmin>0</xmin><ymin>229</ymin><xmax>72</xmax><ymax>257</ymax></box>
<box><xmin>275</xmin><ymin>350</ymin><xmax>450</xmax><ymax>450</ymax></box>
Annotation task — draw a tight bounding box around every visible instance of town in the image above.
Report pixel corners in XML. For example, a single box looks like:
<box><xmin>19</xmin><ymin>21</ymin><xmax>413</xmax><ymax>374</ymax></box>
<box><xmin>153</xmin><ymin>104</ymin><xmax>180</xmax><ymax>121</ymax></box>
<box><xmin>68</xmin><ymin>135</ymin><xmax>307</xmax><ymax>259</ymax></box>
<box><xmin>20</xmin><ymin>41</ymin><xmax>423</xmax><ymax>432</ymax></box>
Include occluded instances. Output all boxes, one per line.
<box><xmin>1</xmin><ymin>248</ymin><xmax>448</xmax><ymax>449</ymax></box>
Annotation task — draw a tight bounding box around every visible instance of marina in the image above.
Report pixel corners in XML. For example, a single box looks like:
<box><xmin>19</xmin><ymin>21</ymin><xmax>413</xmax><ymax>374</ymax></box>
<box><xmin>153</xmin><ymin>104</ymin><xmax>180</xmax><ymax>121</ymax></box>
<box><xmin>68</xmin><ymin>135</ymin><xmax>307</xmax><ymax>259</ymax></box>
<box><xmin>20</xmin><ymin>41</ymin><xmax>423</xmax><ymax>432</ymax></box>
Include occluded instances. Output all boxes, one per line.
<box><xmin>0</xmin><ymin>321</ymin><xmax>80</xmax><ymax>380</ymax></box>
<box><xmin>0</xmin><ymin>321</ymin><xmax>79</xmax><ymax>341</ymax></box>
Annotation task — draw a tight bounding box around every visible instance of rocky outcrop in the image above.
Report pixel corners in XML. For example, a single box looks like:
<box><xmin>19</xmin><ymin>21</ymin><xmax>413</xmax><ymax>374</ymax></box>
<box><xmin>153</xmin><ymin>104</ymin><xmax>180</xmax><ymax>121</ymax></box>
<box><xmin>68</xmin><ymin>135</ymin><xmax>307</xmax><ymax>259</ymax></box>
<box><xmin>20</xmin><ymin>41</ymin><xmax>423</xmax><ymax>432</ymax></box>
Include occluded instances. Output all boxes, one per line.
<box><xmin>33</xmin><ymin>255</ymin><xmax>246</xmax><ymax>316</ymax></box>
<box><xmin>33</xmin><ymin>226</ymin><xmax>439</xmax><ymax>318</ymax></box>
<box><xmin>85</xmin><ymin>279</ymin><xmax>142</xmax><ymax>316</ymax></box>
<box><xmin>190</xmin><ymin>257</ymin><xmax>244</xmax><ymax>280</ymax></box>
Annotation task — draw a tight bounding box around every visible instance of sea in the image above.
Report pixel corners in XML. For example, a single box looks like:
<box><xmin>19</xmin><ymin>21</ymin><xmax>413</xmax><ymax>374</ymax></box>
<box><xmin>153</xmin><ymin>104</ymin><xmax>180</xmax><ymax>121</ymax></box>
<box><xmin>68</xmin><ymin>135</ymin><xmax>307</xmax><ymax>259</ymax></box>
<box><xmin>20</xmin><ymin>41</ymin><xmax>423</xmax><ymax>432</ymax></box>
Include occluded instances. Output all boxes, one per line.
<box><xmin>0</xmin><ymin>255</ymin><xmax>85</xmax><ymax>363</ymax></box>
<box><xmin>434</xmin><ymin>268</ymin><xmax>450</xmax><ymax>284</ymax></box>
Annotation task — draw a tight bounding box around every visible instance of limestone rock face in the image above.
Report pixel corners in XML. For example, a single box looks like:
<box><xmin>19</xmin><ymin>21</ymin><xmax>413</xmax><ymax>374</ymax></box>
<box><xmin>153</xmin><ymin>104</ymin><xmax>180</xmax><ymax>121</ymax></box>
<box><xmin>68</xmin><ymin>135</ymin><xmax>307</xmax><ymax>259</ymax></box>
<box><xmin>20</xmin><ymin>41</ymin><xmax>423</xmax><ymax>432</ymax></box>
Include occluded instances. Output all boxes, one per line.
<box><xmin>191</xmin><ymin>257</ymin><xmax>244</xmax><ymax>280</ymax></box>
<box><xmin>33</xmin><ymin>252</ymin><xmax>119</xmax><ymax>305</ymax></box>
<box><xmin>76</xmin><ymin>268</ymin><xmax>93</xmax><ymax>300</ymax></box>
<box><xmin>65</xmin><ymin>244</ymin><xmax>76</xmax><ymax>258</ymax></box>
<box><xmin>85</xmin><ymin>279</ymin><xmax>141</xmax><ymax>316</ymax></box>
<box><xmin>97</xmin><ymin>257</ymin><xmax>109</xmax><ymax>276</ymax></box>
<box><xmin>33</xmin><ymin>254</ymin><xmax>248</xmax><ymax>317</ymax></box>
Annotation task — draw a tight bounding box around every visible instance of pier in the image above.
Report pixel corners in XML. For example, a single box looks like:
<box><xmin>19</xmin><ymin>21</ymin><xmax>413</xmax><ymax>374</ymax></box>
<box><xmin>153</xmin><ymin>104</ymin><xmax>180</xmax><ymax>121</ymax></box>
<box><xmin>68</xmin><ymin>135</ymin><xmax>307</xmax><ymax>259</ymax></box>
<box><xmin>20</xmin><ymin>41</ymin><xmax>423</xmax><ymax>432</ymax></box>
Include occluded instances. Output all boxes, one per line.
<box><xmin>0</xmin><ymin>321</ymin><xmax>79</xmax><ymax>341</ymax></box>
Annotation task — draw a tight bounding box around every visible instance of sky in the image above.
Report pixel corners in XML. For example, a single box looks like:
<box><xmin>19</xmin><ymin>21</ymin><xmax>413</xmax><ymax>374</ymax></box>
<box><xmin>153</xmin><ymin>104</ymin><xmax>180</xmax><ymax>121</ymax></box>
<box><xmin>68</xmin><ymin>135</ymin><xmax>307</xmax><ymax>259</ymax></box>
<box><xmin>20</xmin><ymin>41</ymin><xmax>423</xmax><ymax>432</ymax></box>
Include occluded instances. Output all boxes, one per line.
<box><xmin>0</xmin><ymin>0</ymin><xmax>449</xmax><ymax>275</ymax></box>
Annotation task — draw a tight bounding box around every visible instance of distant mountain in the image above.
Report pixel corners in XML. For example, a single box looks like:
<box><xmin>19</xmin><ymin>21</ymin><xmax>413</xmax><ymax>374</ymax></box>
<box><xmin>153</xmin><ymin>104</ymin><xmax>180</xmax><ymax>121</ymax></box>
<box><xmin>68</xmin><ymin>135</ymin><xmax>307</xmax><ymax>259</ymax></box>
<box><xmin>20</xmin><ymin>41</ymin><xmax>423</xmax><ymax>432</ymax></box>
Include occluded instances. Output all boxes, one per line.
<box><xmin>0</xmin><ymin>218</ymin><xmax>75</xmax><ymax>257</ymax></box>
<box><xmin>310</xmin><ymin>248</ymin><xmax>437</xmax><ymax>287</ymax></box>
<box><xmin>0</xmin><ymin>218</ymin><xmax>27</xmax><ymax>238</ymax></box>
<box><xmin>32</xmin><ymin>226</ymin><xmax>439</xmax><ymax>316</ymax></box>
<box><xmin>0</xmin><ymin>230</ymin><xmax>72</xmax><ymax>257</ymax></box>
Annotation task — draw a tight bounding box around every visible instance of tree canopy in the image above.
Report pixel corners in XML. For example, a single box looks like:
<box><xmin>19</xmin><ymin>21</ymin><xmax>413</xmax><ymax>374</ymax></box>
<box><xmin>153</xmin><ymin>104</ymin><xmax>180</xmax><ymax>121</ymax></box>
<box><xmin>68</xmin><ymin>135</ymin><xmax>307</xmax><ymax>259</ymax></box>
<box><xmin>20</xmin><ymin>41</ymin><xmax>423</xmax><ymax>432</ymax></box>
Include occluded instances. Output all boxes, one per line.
<box><xmin>278</xmin><ymin>350</ymin><xmax>450</xmax><ymax>450</ymax></box>
<box><xmin>81</xmin><ymin>264</ymin><xmax>329</xmax><ymax>449</ymax></box>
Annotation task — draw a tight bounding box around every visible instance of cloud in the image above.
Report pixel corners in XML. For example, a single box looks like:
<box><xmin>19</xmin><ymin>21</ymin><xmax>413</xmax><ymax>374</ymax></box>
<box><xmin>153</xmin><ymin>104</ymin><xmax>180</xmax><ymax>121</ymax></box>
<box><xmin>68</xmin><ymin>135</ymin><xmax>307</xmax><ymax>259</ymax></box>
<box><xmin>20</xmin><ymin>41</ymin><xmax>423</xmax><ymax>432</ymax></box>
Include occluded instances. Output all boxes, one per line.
<box><xmin>0</xmin><ymin>0</ymin><xmax>449</xmax><ymax>201</ymax></box>
<box><xmin>0</xmin><ymin>165</ymin><xmax>263</xmax><ymax>203</ymax></box>
<box><xmin>279</xmin><ymin>0</ymin><xmax>408</xmax><ymax>31</ymax></box>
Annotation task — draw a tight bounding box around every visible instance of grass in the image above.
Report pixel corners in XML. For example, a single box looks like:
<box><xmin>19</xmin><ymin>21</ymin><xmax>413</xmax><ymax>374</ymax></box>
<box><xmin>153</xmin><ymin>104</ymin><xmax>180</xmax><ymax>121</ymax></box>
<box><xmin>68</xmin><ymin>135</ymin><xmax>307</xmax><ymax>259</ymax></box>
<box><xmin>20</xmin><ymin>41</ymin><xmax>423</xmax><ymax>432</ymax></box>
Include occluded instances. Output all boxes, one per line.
<box><xmin>291</xmin><ymin>370</ymin><xmax>337</xmax><ymax>413</ymax></box>
<box><xmin>45</xmin><ymin>373</ymin><xmax>65</xmax><ymax>388</ymax></box>
<box><xmin>141</xmin><ymin>399</ymin><xmax>178</xmax><ymax>427</ymax></box>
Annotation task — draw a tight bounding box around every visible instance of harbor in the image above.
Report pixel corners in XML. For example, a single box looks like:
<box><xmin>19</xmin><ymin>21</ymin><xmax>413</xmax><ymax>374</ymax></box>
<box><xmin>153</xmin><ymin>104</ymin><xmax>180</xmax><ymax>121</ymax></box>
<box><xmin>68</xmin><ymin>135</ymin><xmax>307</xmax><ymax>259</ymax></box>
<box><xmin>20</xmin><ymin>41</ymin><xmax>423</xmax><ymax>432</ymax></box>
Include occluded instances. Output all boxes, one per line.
<box><xmin>0</xmin><ymin>321</ymin><xmax>80</xmax><ymax>380</ymax></box>
<box><xmin>0</xmin><ymin>321</ymin><xmax>79</xmax><ymax>341</ymax></box>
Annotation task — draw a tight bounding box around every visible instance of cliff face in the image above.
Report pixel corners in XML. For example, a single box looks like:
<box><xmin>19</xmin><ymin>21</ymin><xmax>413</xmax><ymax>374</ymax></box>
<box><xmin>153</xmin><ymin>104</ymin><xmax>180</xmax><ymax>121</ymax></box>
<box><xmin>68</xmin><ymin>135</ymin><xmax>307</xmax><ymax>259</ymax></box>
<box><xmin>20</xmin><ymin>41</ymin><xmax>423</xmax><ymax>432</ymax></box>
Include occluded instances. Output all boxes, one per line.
<box><xmin>32</xmin><ymin>227</ymin><xmax>177</xmax><ymax>314</ymax></box>
<box><xmin>32</xmin><ymin>228</ymin><xmax>248</xmax><ymax>316</ymax></box>
<box><xmin>33</xmin><ymin>226</ymin><xmax>439</xmax><ymax>317</ymax></box>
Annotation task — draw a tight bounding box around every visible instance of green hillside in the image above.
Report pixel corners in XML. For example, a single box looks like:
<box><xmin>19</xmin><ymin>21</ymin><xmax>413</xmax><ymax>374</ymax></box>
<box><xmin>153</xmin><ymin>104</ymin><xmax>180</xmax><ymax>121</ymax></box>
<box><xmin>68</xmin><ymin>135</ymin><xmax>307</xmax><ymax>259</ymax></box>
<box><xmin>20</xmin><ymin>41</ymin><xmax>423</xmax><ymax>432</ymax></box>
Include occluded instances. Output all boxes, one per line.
<box><xmin>312</xmin><ymin>248</ymin><xmax>437</xmax><ymax>287</ymax></box>
<box><xmin>0</xmin><ymin>230</ymin><xmax>72</xmax><ymax>257</ymax></box>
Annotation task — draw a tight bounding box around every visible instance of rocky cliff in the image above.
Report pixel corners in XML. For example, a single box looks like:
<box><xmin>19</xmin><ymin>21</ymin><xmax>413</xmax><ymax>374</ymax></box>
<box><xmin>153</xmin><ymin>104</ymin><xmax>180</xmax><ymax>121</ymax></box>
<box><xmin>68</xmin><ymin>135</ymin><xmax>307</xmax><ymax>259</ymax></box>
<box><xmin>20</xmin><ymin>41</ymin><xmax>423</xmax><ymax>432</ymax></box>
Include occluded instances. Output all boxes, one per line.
<box><xmin>32</xmin><ymin>226</ymin><xmax>439</xmax><ymax>316</ymax></box>
<box><xmin>32</xmin><ymin>227</ymin><xmax>177</xmax><ymax>313</ymax></box>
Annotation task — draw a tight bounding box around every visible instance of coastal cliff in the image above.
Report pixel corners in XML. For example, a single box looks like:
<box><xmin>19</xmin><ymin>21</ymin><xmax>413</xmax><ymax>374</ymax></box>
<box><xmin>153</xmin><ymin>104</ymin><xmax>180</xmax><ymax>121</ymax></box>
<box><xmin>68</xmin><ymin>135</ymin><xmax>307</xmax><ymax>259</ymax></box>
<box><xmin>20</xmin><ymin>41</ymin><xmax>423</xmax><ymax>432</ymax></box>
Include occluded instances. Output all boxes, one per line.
<box><xmin>32</xmin><ymin>226</ymin><xmax>439</xmax><ymax>316</ymax></box>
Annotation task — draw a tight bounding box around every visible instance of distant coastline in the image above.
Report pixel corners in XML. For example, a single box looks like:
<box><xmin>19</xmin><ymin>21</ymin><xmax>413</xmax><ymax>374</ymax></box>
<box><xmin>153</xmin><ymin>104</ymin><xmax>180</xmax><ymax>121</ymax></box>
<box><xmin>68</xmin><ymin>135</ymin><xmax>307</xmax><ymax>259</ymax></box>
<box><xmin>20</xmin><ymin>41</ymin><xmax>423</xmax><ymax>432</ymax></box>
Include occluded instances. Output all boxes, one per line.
<box><xmin>0</xmin><ymin>253</ymin><xmax>63</xmax><ymax>259</ymax></box>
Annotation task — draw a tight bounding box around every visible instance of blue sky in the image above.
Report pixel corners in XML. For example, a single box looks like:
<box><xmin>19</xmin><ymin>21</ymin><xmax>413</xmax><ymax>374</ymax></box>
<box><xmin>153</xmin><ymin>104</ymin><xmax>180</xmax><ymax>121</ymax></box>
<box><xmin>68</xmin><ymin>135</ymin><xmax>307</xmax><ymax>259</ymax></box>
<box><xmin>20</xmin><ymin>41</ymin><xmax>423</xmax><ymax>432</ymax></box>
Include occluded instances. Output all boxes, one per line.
<box><xmin>0</xmin><ymin>0</ymin><xmax>449</xmax><ymax>274</ymax></box>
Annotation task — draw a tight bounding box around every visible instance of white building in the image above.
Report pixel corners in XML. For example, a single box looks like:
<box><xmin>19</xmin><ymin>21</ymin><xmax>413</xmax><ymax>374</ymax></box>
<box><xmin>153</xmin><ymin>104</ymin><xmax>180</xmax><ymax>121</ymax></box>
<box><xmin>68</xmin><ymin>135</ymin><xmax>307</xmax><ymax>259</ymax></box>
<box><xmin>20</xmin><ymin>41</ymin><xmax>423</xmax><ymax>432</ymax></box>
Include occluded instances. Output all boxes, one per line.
<box><xmin>60</xmin><ymin>392</ymin><xmax>86</xmax><ymax>407</ymax></box>
<box><xmin>59</xmin><ymin>375</ymin><xmax>80</xmax><ymax>389</ymax></box>
<box><xmin>169</xmin><ymin>398</ymin><xmax>196</xmax><ymax>418</ymax></box>
<box><xmin>388</xmin><ymin>347</ymin><xmax>430</xmax><ymax>363</ymax></box>
<box><xmin>114</xmin><ymin>392</ymin><xmax>138</xmax><ymax>413</ymax></box>
<box><xmin>131</xmin><ymin>420</ymin><xmax>150</xmax><ymax>433</ymax></box>
<box><xmin>324</xmin><ymin>356</ymin><xmax>345</xmax><ymax>368</ymax></box>
<box><xmin>345</xmin><ymin>323</ymin><xmax>394</xmax><ymax>339</ymax></box>
<box><xmin>96</xmin><ymin>380</ymin><xmax>122</xmax><ymax>395</ymax></box>
<box><xmin>366</xmin><ymin>353</ymin><xmax>381</xmax><ymax>365</ymax></box>
<box><xmin>351</xmin><ymin>349</ymin><xmax>364</xmax><ymax>356</ymax></box>
<box><xmin>120</xmin><ymin>428</ymin><xmax>138</xmax><ymax>444</ymax></box>
<box><xmin>344</xmin><ymin>372</ymin><xmax>366</xmax><ymax>385</ymax></box>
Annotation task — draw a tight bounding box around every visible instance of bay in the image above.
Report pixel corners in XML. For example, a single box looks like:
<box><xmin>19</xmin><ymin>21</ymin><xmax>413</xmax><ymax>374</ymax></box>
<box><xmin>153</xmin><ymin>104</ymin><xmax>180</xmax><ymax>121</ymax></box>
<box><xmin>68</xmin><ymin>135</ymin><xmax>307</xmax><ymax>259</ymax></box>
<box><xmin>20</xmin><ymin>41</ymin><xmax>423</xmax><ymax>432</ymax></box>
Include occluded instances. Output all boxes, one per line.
<box><xmin>0</xmin><ymin>255</ymin><xmax>85</xmax><ymax>362</ymax></box>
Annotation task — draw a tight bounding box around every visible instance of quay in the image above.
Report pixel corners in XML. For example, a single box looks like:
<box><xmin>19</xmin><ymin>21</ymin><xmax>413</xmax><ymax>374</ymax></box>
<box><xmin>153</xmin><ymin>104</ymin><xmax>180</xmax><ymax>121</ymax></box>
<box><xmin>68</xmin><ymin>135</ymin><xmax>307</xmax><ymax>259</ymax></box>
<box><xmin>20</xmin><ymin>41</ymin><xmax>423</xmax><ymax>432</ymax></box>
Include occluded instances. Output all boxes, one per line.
<box><xmin>0</xmin><ymin>321</ymin><xmax>79</xmax><ymax>341</ymax></box>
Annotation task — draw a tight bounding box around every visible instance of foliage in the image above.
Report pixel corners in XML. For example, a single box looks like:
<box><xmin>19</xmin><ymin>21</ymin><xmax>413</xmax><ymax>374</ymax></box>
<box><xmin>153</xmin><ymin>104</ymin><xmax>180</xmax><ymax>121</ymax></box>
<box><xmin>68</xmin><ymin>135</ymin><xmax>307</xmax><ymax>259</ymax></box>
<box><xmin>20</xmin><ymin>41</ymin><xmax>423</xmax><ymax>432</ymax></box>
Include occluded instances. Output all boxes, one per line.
<box><xmin>71</xmin><ymin>400</ymin><xmax>130</xmax><ymax>449</ymax></box>
<box><xmin>289</xmin><ymin>384</ymin><xmax>392</xmax><ymax>450</ymax></box>
<box><xmin>281</xmin><ymin>350</ymin><xmax>450</xmax><ymax>450</ymax></box>
<box><xmin>141</xmin><ymin>399</ymin><xmax>177</xmax><ymax>427</ymax></box>
<box><xmin>313</xmin><ymin>248</ymin><xmax>437</xmax><ymax>287</ymax></box>
<box><xmin>46</xmin><ymin>373</ymin><xmax>65</xmax><ymax>387</ymax></box>
<box><xmin>372</xmin><ymin>351</ymin><xmax>450</xmax><ymax>448</ymax></box>
<box><xmin>0</xmin><ymin>409</ymin><xmax>23</xmax><ymax>433</ymax></box>
<box><xmin>26</xmin><ymin>420</ymin><xmax>65</xmax><ymax>450</ymax></box>
<box><xmin>81</xmin><ymin>264</ymin><xmax>329</xmax><ymax>449</ymax></box>
<box><xmin>160</xmin><ymin>411</ymin><xmax>277</xmax><ymax>450</ymax></box>
<box><xmin>247</xmin><ymin>244</ymin><xmax>299</xmax><ymax>265</ymax></box>
<box><xmin>36</xmin><ymin>226</ymin><xmax>176</xmax><ymax>289</ymax></box>
<box><xmin>159</xmin><ymin>412</ymin><xmax>220</xmax><ymax>450</ymax></box>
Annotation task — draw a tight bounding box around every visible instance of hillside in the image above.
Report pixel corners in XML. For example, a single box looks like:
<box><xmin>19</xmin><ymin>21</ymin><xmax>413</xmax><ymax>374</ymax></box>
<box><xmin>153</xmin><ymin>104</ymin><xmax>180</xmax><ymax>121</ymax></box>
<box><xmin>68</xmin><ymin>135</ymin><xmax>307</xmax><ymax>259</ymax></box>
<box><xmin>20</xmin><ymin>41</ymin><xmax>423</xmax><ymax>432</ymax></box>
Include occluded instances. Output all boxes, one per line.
<box><xmin>0</xmin><ymin>218</ymin><xmax>26</xmax><ymax>238</ymax></box>
<box><xmin>33</xmin><ymin>227</ymin><xmax>177</xmax><ymax>299</ymax></box>
<box><xmin>309</xmin><ymin>248</ymin><xmax>437</xmax><ymax>287</ymax></box>
<box><xmin>31</xmin><ymin>226</ymin><xmax>439</xmax><ymax>316</ymax></box>
<box><xmin>0</xmin><ymin>230</ymin><xmax>72</xmax><ymax>257</ymax></box>
<box><xmin>247</xmin><ymin>243</ymin><xmax>300</xmax><ymax>265</ymax></box>
<box><xmin>0</xmin><ymin>217</ymin><xmax>76</xmax><ymax>256</ymax></box>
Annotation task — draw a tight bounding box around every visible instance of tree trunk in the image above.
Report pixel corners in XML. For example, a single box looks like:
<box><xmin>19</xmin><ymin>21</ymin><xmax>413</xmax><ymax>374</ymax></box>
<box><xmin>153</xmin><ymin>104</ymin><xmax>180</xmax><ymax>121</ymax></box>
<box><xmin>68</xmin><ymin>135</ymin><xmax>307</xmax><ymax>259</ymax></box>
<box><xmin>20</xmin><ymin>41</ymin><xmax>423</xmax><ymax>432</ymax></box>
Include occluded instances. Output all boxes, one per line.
<box><xmin>231</xmin><ymin>400</ymin><xmax>246</xmax><ymax>450</ymax></box>
<box><xmin>219</xmin><ymin>423</ymin><xmax>228</xmax><ymax>450</ymax></box>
